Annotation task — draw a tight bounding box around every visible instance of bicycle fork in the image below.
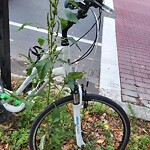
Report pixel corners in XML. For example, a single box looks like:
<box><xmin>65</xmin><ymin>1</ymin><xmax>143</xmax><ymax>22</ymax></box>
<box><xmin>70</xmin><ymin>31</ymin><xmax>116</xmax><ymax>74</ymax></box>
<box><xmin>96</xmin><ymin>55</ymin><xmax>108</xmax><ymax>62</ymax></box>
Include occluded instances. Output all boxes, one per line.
<box><xmin>72</xmin><ymin>84</ymin><xmax>85</xmax><ymax>148</ymax></box>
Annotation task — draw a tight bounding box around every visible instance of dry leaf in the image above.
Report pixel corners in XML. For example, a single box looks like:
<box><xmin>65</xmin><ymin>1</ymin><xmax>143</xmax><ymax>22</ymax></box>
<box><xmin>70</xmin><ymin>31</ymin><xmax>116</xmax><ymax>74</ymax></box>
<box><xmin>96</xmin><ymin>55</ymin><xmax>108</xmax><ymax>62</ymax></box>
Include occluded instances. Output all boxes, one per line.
<box><xmin>96</xmin><ymin>139</ymin><xmax>105</xmax><ymax>144</ymax></box>
<box><xmin>147</xmin><ymin>144</ymin><xmax>150</xmax><ymax>150</ymax></box>
<box><xmin>62</xmin><ymin>145</ymin><xmax>71</xmax><ymax>150</ymax></box>
<box><xmin>84</xmin><ymin>111</ymin><xmax>89</xmax><ymax>119</ymax></box>
<box><xmin>5</xmin><ymin>144</ymin><xmax>10</xmax><ymax>150</ymax></box>
<box><xmin>141</xmin><ymin>128</ymin><xmax>148</xmax><ymax>134</ymax></box>
<box><xmin>69</xmin><ymin>139</ymin><xmax>75</xmax><ymax>144</ymax></box>
<box><xmin>67</xmin><ymin>103</ymin><xmax>72</xmax><ymax>111</ymax></box>
<box><xmin>103</xmin><ymin>124</ymin><xmax>110</xmax><ymax>130</ymax></box>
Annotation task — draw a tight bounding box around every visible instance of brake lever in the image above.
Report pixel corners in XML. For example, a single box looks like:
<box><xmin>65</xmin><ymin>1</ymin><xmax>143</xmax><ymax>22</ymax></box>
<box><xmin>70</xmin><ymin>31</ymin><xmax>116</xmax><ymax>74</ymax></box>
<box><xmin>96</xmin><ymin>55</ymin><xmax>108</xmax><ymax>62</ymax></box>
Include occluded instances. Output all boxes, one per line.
<box><xmin>93</xmin><ymin>0</ymin><xmax>116</xmax><ymax>19</ymax></box>
<box><xmin>100</xmin><ymin>3</ymin><xmax>114</xmax><ymax>14</ymax></box>
<box><xmin>92</xmin><ymin>0</ymin><xmax>113</xmax><ymax>13</ymax></box>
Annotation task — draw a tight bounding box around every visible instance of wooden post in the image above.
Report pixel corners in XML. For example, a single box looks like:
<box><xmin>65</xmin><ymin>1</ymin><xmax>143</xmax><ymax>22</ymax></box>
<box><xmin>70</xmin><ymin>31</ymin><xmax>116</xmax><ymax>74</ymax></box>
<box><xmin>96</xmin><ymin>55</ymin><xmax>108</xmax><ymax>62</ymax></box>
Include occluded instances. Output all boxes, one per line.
<box><xmin>0</xmin><ymin>0</ymin><xmax>11</xmax><ymax>90</ymax></box>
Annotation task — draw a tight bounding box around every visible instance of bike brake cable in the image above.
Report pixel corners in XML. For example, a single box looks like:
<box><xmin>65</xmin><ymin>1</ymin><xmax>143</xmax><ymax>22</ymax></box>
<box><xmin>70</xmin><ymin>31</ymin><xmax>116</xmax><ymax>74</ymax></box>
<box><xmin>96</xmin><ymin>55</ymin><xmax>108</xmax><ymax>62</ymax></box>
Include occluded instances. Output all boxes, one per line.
<box><xmin>71</xmin><ymin>8</ymin><xmax>100</xmax><ymax>64</ymax></box>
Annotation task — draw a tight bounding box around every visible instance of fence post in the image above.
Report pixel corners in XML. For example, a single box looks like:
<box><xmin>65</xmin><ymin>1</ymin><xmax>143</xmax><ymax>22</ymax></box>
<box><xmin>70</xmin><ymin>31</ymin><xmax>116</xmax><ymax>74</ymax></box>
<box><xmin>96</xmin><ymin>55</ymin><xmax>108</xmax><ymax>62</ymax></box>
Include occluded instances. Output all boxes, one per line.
<box><xmin>0</xmin><ymin>0</ymin><xmax>11</xmax><ymax>90</ymax></box>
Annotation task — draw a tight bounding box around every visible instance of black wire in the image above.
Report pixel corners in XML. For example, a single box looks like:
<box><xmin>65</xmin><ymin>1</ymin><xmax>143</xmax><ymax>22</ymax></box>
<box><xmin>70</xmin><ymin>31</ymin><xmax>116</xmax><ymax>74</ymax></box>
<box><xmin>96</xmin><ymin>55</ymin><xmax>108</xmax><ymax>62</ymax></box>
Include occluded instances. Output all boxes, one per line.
<box><xmin>70</xmin><ymin>13</ymin><xmax>101</xmax><ymax>47</ymax></box>
<box><xmin>71</xmin><ymin>18</ymin><xmax>97</xmax><ymax>63</ymax></box>
<box><xmin>72</xmin><ymin>9</ymin><xmax>100</xmax><ymax>63</ymax></box>
<box><xmin>76</xmin><ymin>9</ymin><xmax>102</xmax><ymax>62</ymax></box>
<box><xmin>99</xmin><ymin>8</ymin><xmax>102</xmax><ymax>30</ymax></box>
<box><xmin>71</xmin><ymin>9</ymin><xmax>100</xmax><ymax>64</ymax></box>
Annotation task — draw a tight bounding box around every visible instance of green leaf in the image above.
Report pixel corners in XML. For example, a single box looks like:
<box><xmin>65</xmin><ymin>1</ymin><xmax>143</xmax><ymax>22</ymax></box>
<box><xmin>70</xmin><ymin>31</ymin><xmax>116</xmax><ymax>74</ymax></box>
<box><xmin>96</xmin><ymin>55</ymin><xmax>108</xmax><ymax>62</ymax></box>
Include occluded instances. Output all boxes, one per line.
<box><xmin>22</xmin><ymin>100</ymin><xmax>34</xmax><ymax>111</ymax></box>
<box><xmin>18</xmin><ymin>23</ymin><xmax>32</xmax><ymax>31</ymax></box>
<box><xmin>18</xmin><ymin>53</ymin><xmax>33</xmax><ymax>63</ymax></box>
<box><xmin>68</xmin><ymin>82</ymin><xmax>75</xmax><ymax>91</ymax></box>
<box><xmin>64</xmin><ymin>72</ymin><xmax>83</xmax><ymax>90</ymax></box>
<box><xmin>59</xmin><ymin>17</ymin><xmax>68</xmax><ymax>30</ymax></box>
<box><xmin>68</xmin><ymin>0</ymin><xmax>78</xmax><ymax>8</ymax></box>
<box><xmin>67</xmin><ymin>72</ymin><xmax>83</xmax><ymax>80</ymax></box>
<box><xmin>64</xmin><ymin>9</ymin><xmax>78</xmax><ymax>23</ymax></box>
<box><xmin>58</xmin><ymin>58</ymin><xmax>68</xmax><ymax>64</ymax></box>
<box><xmin>38</xmin><ymin>37</ymin><xmax>45</xmax><ymax>46</ymax></box>
<box><xmin>106</xmin><ymin>145</ymin><xmax>115</xmax><ymax>150</ymax></box>
<box><xmin>36</xmin><ymin>59</ymin><xmax>53</xmax><ymax>80</ymax></box>
<box><xmin>39</xmin><ymin>134</ymin><xmax>46</xmax><ymax>150</ymax></box>
<box><xmin>53</xmin><ymin>118</ymin><xmax>60</xmax><ymax>123</ymax></box>
<box><xmin>27</xmin><ymin>64</ymin><xmax>34</xmax><ymax>76</ymax></box>
<box><xmin>68</xmin><ymin>37</ymin><xmax>81</xmax><ymax>51</ymax></box>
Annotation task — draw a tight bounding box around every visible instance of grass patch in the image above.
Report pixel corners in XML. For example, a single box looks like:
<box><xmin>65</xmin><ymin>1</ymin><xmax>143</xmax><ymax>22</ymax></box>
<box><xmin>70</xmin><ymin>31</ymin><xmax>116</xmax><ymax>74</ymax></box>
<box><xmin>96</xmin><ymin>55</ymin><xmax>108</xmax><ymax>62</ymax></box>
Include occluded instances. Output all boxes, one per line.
<box><xmin>0</xmin><ymin>79</ymin><xmax>150</xmax><ymax>149</ymax></box>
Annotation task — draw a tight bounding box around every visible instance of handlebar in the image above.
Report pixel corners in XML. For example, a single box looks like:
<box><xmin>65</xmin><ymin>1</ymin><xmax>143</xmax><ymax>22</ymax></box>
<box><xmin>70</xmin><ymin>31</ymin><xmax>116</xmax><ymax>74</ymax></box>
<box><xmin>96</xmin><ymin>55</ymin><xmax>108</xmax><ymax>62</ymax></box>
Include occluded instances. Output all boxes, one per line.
<box><xmin>61</xmin><ymin>0</ymin><xmax>115</xmax><ymax>41</ymax></box>
<box><xmin>65</xmin><ymin>0</ymin><xmax>114</xmax><ymax>14</ymax></box>
<box><xmin>92</xmin><ymin>0</ymin><xmax>114</xmax><ymax>13</ymax></box>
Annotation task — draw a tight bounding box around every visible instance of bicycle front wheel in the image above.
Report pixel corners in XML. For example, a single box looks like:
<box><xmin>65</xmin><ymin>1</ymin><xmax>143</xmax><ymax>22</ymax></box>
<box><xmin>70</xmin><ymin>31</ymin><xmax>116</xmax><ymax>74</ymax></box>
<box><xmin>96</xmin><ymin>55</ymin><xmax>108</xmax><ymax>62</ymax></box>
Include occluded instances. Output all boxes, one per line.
<box><xmin>29</xmin><ymin>94</ymin><xmax>130</xmax><ymax>150</ymax></box>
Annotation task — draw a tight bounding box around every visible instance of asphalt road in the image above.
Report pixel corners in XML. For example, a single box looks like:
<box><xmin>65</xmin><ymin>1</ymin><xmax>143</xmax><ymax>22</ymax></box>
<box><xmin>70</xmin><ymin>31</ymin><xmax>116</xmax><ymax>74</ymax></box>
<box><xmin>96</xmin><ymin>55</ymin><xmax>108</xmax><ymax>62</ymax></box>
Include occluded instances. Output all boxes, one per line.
<box><xmin>9</xmin><ymin>0</ymin><xmax>102</xmax><ymax>93</ymax></box>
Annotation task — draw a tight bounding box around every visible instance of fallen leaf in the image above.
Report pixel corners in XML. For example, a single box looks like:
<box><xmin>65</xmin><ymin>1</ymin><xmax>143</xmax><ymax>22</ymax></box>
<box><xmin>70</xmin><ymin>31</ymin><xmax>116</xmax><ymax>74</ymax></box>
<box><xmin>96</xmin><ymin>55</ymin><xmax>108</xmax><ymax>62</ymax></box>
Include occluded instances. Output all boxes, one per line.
<box><xmin>103</xmin><ymin>124</ymin><xmax>110</xmax><ymax>130</ymax></box>
<box><xmin>147</xmin><ymin>144</ymin><xmax>150</xmax><ymax>150</ymax></box>
<box><xmin>84</xmin><ymin>111</ymin><xmax>89</xmax><ymax>119</ymax></box>
<box><xmin>5</xmin><ymin>144</ymin><xmax>10</xmax><ymax>150</ymax></box>
<box><xmin>67</xmin><ymin>103</ymin><xmax>72</xmax><ymax>111</ymax></box>
<box><xmin>69</xmin><ymin>139</ymin><xmax>75</xmax><ymax>144</ymax></box>
<box><xmin>141</xmin><ymin>128</ymin><xmax>148</xmax><ymax>134</ymax></box>
<box><xmin>96</xmin><ymin>139</ymin><xmax>105</xmax><ymax>144</ymax></box>
<box><xmin>62</xmin><ymin>145</ymin><xmax>71</xmax><ymax>150</ymax></box>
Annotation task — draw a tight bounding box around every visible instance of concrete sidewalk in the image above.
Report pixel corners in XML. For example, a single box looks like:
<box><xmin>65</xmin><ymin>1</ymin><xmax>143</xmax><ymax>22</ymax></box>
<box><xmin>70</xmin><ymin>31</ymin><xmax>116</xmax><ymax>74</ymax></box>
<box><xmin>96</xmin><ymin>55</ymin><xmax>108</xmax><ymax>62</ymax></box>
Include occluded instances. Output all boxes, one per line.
<box><xmin>100</xmin><ymin>0</ymin><xmax>150</xmax><ymax>121</ymax></box>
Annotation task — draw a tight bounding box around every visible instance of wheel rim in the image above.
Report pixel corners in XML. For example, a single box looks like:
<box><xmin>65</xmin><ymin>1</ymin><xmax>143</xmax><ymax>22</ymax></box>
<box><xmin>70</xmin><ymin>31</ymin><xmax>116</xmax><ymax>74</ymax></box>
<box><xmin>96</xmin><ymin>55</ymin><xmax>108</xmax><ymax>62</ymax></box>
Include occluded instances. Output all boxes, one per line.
<box><xmin>30</xmin><ymin>94</ymin><xmax>130</xmax><ymax>150</ymax></box>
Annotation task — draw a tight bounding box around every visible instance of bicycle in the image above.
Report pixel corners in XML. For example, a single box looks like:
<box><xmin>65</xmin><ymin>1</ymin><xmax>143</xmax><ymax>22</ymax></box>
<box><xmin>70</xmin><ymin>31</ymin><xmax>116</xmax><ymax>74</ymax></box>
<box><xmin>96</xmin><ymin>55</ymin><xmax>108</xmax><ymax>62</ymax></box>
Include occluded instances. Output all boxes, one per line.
<box><xmin>0</xmin><ymin>0</ymin><xmax>130</xmax><ymax>149</ymax></box>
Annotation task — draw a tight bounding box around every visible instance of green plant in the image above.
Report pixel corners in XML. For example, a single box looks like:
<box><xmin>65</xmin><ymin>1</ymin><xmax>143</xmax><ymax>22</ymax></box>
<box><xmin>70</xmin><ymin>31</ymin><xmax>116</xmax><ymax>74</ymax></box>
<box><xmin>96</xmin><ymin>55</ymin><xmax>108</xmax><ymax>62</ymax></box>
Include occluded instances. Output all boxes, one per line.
<box><xmin>41</xmin><ymin>106</ymin><xmax>75</xmax><ymax>149</ymax></box>
<box><xmin>128</xmin><ymin>103</ymin><xmax>136</xmax><ymax>117</ymax></box>
<box><xmin>128</xmin><ymin>135</ymin><xmax>150</xmax><ymax>150</ymax></box>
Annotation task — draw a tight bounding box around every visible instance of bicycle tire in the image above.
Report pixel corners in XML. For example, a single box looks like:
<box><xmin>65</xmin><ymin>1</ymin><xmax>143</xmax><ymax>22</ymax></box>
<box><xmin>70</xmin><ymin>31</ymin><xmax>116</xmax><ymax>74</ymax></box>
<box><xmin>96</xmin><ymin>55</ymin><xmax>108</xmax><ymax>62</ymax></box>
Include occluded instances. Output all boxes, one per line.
<box><xmin>29</xmin><ymin>94</ymin><xmax>130</xmax><ymax>150</ymax></box>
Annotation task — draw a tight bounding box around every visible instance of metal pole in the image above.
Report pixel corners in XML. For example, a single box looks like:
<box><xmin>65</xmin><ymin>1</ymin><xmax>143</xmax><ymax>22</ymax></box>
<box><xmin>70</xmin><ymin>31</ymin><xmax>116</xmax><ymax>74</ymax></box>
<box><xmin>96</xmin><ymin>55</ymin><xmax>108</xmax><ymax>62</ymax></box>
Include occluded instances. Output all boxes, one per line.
<box><xmin>0</xmin><ymin>0</ymin><xmax>11</xmax><ymax>90</ymax></box>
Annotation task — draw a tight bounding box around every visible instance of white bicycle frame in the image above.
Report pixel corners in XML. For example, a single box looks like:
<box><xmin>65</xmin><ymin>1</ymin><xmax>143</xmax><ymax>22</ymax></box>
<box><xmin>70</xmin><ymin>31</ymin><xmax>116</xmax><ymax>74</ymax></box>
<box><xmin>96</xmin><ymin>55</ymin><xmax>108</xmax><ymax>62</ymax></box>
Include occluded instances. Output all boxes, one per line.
<box><xmin>2</xmin><ymin>45</ymin><xmax>85</xmax><ymax>148</ymax></box>
<box><xmin>3</xmin><ymin>46</ymin><xmax>70</xmax><ymax>112</ymax></box>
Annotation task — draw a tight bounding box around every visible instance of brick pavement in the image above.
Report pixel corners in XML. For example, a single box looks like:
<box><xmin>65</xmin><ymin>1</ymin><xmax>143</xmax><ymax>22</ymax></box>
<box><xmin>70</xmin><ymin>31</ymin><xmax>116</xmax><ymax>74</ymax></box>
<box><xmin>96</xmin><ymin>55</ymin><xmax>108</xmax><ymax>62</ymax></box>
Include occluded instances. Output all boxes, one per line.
<box><xmin>114</xmin><ymin>0</ymin><xmax>150</xmax><ymax>108</ymax></box>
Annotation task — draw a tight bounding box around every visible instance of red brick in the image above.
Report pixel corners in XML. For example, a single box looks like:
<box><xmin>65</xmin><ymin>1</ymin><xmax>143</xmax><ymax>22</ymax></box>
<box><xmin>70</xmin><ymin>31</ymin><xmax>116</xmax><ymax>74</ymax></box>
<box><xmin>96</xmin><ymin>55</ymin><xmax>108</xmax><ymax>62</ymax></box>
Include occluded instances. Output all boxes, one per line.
<box><xmin>135</xmin><ymin>76</ymin><xmax>143</xmax><ymax>82</ymax></box>
<box><xmin>122</xmin><ymin>89</ymin><xmax>138</xmax><ymax>97</ymax></box>
<box><xmin>145</xmin><ymin>89</ymin><xmax>150</xmax><ymax>95</ymax></box>
<box><xmin>143</xmin><ymin>78</ymin><xmax>150</xmax><ymax>84</ymax></box>
<box><xmin>120</xmin><ymin>73</ymin><xmax>135</xmax><ymax>80</ymax></box>
<box><xmin>121</xmin><ymin>77</ymin><xmax>135</xmax><ymax>85</ymax></box>
<box><xmin>136</xmin><ymin>87</ymin><xmax>146</xmax><ymax>93</ymax></box>
<box><xmin>122</xmin><ymin>95</ymin><xmax>137</xmax><ymax>103</ymax></box>
<box><xmin>146</xmin><ymin>66</ymin><xmax>150</xmax><ymax>71</ymax></box>
<box><xmin>134</xmin><ymin>71</ymin><xmax>149</xmax><ymax>78</ymax></box>
<box><xmin>138</xmin><ymin>93</ymin><xmax>150</xmax><ymax>100</ymax></box>
<box><xmin>133</xmin><ymin>67</ymin><xmax>141</xmax><ymax>73</ymax></box>
<box><xmin>133</xmin><ymin>64</ymin><xmax>146</xmax><ymax>69</ymax></box>
<box><xmin>118</xmin><ymin>56</ymin><xmax>131</xmax><ymax>63</ymax></box>
<box><xmin>135</xmin><ymin>81</ymin><xmax>150</xmax><ymax>89</ymax></box>
<box><xmin>118</xmin><ymin>51</ymin><xmax>130</xmax><ymax>57</ymax></box>
<box><xmin>121</xmin><ymin>83</ymin><xmax>137</xmax><ymax>91</ymax></box>
<box><xmin>140</xmin><ymin>69</ymin><xmax>150</xmax><ymax>75</ymax></box>
<box><xmin>120</xmin><ymin>69</ymin><xmax>134</xmax><ymax>75</ymax></box>
<box><xmin>119</xmin><ymin>64</ymin><xmax>133</xmax><ymax>71</ymax></box>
